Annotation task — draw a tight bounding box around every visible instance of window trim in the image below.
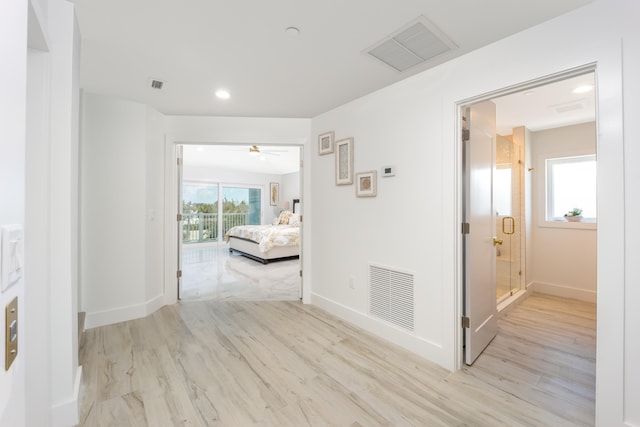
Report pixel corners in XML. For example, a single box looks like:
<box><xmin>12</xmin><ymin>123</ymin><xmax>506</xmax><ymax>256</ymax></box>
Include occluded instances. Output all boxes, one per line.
<box><xmin>537</xmin><ymin>151</ymin><xmax>597</xmax><ymax>230</ymax></box>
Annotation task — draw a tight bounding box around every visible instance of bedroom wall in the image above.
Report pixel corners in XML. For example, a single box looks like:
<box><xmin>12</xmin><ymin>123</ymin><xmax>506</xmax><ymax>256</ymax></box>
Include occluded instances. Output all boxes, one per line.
<box><xmin>183</xmin><ymin>166</ymin><xmax>284</xmax><ymax>225</ymax></box>
<box><xmin>529</xmin><ymin>122</ymin><xmax>597</xmax><ymax>302</ymax></box>
<box><xmin>280</xmin><ymin>171</ymin><xmax>301</xmax><ymax>211</ymax></box>
<box><xmin>309</xmin><ymin>1</ymin><xmax>636</xmax><ymax>424</ymax></box>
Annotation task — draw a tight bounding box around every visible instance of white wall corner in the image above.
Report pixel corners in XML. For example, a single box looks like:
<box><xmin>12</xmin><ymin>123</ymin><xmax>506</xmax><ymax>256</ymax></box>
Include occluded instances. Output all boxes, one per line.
<box><xmin>528</xmin><ymin>281</ymin><xmax>597</xmax><ymax>303</ymax></box>
<box><xmin>85</xmin><ymin>294</ymin><xmax>165</xmax><ymax>329</ymax></box>
<box><xmin>50</xmin><ymin>365</ymin><xmax>82</xmax><ymax>427</ymax></box>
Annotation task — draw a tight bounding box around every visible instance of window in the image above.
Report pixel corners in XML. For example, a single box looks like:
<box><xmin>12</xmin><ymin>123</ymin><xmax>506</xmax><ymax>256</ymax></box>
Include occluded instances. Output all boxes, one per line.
<box><xmin>546</xmin><ymin>155</ymin><xmax>596</xmax><ymax>222</ymax></box>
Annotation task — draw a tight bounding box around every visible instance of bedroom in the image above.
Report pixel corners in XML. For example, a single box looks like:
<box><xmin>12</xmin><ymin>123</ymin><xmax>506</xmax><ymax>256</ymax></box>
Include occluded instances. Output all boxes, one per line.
<box><xmin>179</xmin><ymin>144</ymin><xmax>303</xmax><ymax>301</ymax></box>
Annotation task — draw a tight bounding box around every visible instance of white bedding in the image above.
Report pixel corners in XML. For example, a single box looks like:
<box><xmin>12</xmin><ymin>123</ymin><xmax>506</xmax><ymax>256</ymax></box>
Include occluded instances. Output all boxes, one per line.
<box><xmin>224</xmin><ymin>224</ymin><xmax>300</xmax><ymax>253</ymax></box>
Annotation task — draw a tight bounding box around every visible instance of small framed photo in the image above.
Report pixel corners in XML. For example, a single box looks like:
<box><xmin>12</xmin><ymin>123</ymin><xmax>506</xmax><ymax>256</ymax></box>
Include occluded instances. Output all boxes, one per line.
<box><xmin>335</xmin><ymin>137</ymin><xmax>354</xmax><ymax>185</ymax></box>
<box><xmin>318</xmin><ymin>131</ymin><xmax>335</xmax><ymax>155</ymax></box>
<box><xmin>356</xmin><ymin>171</ymin><xmax>377</xmax><ymax>197</ymax></box>
<box><xmin>269</xmin><ymin>182</ymin><xmax>279</xmax><ymax>206</ymax></box>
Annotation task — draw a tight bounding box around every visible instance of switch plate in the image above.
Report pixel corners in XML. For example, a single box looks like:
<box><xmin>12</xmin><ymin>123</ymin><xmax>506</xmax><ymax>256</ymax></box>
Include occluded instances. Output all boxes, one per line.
<box><xmin>5</xmin><ymin>296</ymin><xmax>18</xmax><ymax>370</ymax></box>
<box><xmin>1</xmin><ymin>224</ymin><xmax>23</xmax><ymax>292</ymax></box>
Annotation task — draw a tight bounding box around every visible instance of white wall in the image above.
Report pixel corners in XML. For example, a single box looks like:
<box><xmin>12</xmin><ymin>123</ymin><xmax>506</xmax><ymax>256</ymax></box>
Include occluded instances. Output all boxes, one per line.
<box><xmin>309</xmin><ymin>1</ymin><xmax>634</xmax><ymax>425</ymax></box>
<box><xmin>2</xmin><ymin>0</ymin><xmax>81</xmax><ymax>425</ymax></box>
<box><xmin>0</xmin><ymin>1</ymin><xmax>28</xmax><ymax>425</ymax></box>
<box><xmin>280</xmin><ymin>171</ymin><xmax>301</xmax><ymax>211</ymax></box>
<box><xmin>183</xmin><ymin>166</ymin><xmax>284</xmax><ymax>225</ymax></box>
<box><xmin>529</xmin><ymin>122</ymin><xmax>597</xmax><ymax>302</ymax></box>
<box><xmin>80</xmin><ymin>93</ymin><xmax>165</xmax><ymax>328</ymax></box>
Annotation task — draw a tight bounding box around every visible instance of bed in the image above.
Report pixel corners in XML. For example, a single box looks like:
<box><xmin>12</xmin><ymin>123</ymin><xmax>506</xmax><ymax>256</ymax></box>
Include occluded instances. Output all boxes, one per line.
<box><xmin>224</xmin><ymin>211</ymin><xmax>300</xmax><ymax>264</ymax></box>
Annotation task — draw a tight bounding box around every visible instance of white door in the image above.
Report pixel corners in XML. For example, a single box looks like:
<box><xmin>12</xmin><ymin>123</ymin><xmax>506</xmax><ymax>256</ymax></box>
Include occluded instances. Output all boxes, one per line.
<box><xmin>464</xmin><ymin>100</ymin><xmax>498</xmax><ymax>365</ymax></box>
<box><xmin>177</xmin><ymin>145</ymin><xmax>184</xmax><ymax>299</ymax></box>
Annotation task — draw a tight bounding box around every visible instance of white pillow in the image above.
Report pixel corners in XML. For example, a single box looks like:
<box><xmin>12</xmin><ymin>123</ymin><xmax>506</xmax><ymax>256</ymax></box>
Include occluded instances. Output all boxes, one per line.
<box><xmin>288</xmin><ymin>213</ymin><xmax>300</xmax><ymax>226</ymax></box>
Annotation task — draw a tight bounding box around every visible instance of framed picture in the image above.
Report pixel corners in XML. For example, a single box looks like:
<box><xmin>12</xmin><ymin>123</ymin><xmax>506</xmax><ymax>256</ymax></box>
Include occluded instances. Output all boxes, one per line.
<box><xmin>356</xmin><ymin>171</ymin><xmax>377</xmax><ymax>197</ymax></box>
<box><xmin>269</xmin><ymin>182</ymin><xmax>279</xmax><ymax>206</ymax></box>
<box><xmin>335</xmin><ymin>137</ymin><xmax>354</xmax><ymax>185</ymax></box>
<box><xmin>318</xmin><ymin>131</ymin><xmax>335</xmax><ymax>155</ymax></box>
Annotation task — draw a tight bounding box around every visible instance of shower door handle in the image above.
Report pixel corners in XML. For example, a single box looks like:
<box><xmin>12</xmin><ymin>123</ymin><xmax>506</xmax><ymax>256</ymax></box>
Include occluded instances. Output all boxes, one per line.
<box><xmin>502</xmin><ymin>216</ymin><xmax>515</xmax><ymax>235</ymax></box>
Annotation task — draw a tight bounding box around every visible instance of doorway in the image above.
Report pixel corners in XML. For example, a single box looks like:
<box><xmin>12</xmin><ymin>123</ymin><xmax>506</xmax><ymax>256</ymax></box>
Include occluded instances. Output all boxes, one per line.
<box><xmin>176</xmin><ymin>143</ymin><xmax>303</xmax><ymax>301</ymax></box>
<box><xmin>462</xmin><ymin>69</ymin><xmax>597</xmax><ymax>365</ymax></box>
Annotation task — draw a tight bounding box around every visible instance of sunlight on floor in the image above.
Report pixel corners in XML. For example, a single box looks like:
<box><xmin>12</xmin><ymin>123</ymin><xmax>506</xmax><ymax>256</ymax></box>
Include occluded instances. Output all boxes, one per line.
<box><xmin>181</xmin><ymin>244</ymin><xmax>300</xmax><ymax>301</ymax></box>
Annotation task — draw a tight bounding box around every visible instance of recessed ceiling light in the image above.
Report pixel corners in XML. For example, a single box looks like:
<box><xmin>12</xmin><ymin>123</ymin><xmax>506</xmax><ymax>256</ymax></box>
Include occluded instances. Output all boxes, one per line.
<box><xmin>285</xmin><ymin>27</ymin><xmax>300</xmax><ymax>37</ymax></box>
<box><xmin>573</xmin><ymin>85</ymin><xmax>593</xmax><ymax>94</ymax></box>
<box><xmin>215</xmin><ymin>89</ymin><xmax>230</xmax><ymax>99</ymax></box>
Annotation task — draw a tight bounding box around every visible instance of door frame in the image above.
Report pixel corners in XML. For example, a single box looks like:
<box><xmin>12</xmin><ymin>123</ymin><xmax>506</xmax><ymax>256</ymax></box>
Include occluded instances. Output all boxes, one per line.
<box><xmin>164</xmin><ymin>138</ymin><xmax>307</xmax><ymax>306</ymax></box>
<box><xmin>454</xmin><ymin>64</ymin><xmax>598</xmax><ymax>368</ymax></box>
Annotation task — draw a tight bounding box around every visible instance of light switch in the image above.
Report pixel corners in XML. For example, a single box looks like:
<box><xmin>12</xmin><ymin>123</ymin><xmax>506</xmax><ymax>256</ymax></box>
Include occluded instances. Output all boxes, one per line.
<box><xmin>5</xmin><ymin>296</ymin><xmax>18</xmax><ymax>370</ymax></box>
<box><xmin>1</xmin><ymin>224</ymin><xmax>23</xmax><ymax>292</ymax></box>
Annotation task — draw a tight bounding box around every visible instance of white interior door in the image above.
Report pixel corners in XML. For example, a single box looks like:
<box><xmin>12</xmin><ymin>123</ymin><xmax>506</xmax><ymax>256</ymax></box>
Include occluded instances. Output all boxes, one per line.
<box><xmin>177</xmin><ymin>145</ymin><xmax>184</xmax><ymax>299</ymax></box>
<box><xmin>464</xmin><ymin>100</ymin><xmax>498</xmax><ymax>365</ymax></box>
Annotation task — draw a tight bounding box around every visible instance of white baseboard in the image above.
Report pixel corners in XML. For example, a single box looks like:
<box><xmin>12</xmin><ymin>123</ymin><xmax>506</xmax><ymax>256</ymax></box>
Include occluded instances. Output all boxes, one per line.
<box><xmin>310</xmin><ymin>293</ymin><xmax>447</xmax><ymax>370</ymax></box>
<box><xmin>528</xmin><ymin>281</ymin><xmax>597</xmax><ymax>303</ymax></box>
<box><xmin>84</xmin><ymin>294</ymin><xmax>165</xmax><ymax>329</ymax></box>
<box><xmin>51</xmin><ymin>365</ymin><xmax>82</xmax><ymax>427</ymax></box>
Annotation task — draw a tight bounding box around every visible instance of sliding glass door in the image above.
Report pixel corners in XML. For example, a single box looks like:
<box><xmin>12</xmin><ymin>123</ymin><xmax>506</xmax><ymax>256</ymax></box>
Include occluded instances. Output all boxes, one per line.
<box><xmin>182</xmin><ymin>182</ymin><xmax>262</xmax><ymax>244</ymax></box>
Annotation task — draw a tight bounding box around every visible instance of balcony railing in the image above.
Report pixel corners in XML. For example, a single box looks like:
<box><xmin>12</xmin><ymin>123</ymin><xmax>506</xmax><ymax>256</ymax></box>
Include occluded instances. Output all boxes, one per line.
<box><xmin>182</xmin><ymin>212</ymin><xmax>249</xmax><ymax>243</ymax></box>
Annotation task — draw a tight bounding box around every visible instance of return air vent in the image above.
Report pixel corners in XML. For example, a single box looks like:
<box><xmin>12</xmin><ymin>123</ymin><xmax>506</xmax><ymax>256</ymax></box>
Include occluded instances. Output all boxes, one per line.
<box><xmin>369</xmin><ymin>264</ymin><xmax>415</xmax><ymax>332</ymax></box>
<box><xmin>365</xmin><ymin>16</ymin><xmax>457</xmax><ymax>72</ymax></box>
<box><xmin>551</xmin><ymin>100</ymin><xmax>585</xmax><ymax>114</ymax></box>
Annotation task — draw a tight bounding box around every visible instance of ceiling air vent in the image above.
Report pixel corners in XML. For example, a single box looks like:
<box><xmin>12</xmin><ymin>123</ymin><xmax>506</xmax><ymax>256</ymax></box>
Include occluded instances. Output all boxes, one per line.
<box><xmin>149</xmin><ymin>79</ymin><xmax>165</xmax><ymax>90</ymax></box>
<box><xmin>551</xmin><ymin>101</ymin><xmax>585</xmax><ymax>114</ymax></box>
<box><xmin>365</xmin><ymin>16</ymin><xmax>457</xmax><ymax>72</ymax></box>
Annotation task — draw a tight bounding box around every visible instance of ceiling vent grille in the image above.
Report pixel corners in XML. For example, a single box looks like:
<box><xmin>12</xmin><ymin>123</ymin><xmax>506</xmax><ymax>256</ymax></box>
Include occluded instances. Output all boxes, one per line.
<box><xmin>365</xmin><ymin>16</ymin><xmax>457</xmax><ymax>72</ymax></box>
<box><xmin>369</xmin><ymin>264</ymin><xmax>414</xmax><ymax>332</ymax></box>
<box><xmin>551</xmin><ymin>101</ymin><xmax>585</xmax><ymax>114</ymax></box>
<box><xmin>149</xmin><ymin>79</ymin><xmax>165</xmax><ymax>90</ymax></box>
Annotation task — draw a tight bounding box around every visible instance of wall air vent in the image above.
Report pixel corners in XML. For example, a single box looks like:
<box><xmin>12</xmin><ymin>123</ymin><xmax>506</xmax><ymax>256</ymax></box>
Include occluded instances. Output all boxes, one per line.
<box><xmin>551</xmin><ymin>100</ymin><xmax>585</xmax><ymax>114</ymax></box>
<box><xmin>149</xmin><ymin>79</ymin><xmax>165</xmax><ymax>90</ymax></box>
<box><xmin>365</xmin><ymin>16</ymin><xmax>457</xmax><ymax>72</ymax></box>
<box><xmin>369</xmin><ymin>264</ymin><xmax>415</xmax><ymax>332</ymax></box>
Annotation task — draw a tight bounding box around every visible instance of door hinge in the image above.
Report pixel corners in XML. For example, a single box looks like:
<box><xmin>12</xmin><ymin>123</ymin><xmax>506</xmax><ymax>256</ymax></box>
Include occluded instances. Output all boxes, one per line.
<box><xmin>177</xmin><ymin>270</ymin><xmax>182</xmax><ymax>278</ymax></box>
<box><xmin>462</xmin><ymin>129</ymin><xmax>470</xmax><ymax>142</ymax></box>
<box><xmin>299</xmin><ymin>215</ymin><xmax>302</xmax><ymax>222</ymax></box>
<box><xmin>462</xmin><ymin>316</ymin><xmax>470</xmax><ymax>328</ymax></box>
<box><xmin>177</xmin><ymin>214</ymin><xmax>183</xmax><ymax>221</ymax></box>
<box><xmin>177</xmin><ymin>157</ymin><xmax>183</xmax><ymax>166</ymax></box>
<box><xmin>300</xmin><ymin>159</ymin><xmax>303</xmax><ymax>167</ymax></box>
<box><xmin>299</xmin><ymin>270</ymin><xmax>302</xmax><ymax>277</ymax></box>
<box><xmin>461</xmin><ymin>223</ymin><xmax>470</xmax><ymax>234</ymax></box>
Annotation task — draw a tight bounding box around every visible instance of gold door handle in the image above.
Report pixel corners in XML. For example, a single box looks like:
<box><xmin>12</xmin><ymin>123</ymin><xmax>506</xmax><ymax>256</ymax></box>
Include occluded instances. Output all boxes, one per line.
<box><xmin>492</xmin><ymin>237</ymin><xmax>503</xmax><ymax>246</ymax></box>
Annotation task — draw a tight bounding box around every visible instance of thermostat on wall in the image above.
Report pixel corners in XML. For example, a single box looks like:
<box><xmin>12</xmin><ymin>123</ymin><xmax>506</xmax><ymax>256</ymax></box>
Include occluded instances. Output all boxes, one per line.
<box><xmin>382</xmin><ymin>165</ymin><xmax>396</xmax><ymax>177</ymax></box>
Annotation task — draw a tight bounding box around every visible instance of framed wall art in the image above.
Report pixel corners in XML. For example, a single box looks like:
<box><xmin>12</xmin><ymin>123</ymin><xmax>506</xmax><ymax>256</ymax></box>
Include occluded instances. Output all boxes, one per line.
<box><xmin>269</xmin><ymin>182</ymin><xmax>279</xmax><ymax>206</ymax></box>
<box><xmin>356</xmin><ymin>170</ymin><xmax>377</xmax><ymax>197</ymax></box>
<box><xmin>335</xmin><ymin>137</ymin><xmax>354</xmax><ymax>185</ymax></box>
<box><xmin>318</xmin><ymin>131</ymin><xmax>335</xmax><ymax>155</ymax></box>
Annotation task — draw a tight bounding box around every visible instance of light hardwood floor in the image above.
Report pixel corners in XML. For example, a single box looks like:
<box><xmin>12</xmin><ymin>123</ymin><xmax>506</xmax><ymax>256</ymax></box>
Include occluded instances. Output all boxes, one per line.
<box><xmin>78</xmin><ymin>293</ymin><xmax>595</xmax><ymax>426</ymax></box>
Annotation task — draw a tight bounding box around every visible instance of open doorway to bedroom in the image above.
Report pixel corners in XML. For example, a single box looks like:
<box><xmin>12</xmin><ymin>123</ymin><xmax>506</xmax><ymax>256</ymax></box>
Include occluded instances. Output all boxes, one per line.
<box><xmin>178</xmin><ymin>144</ymin><xmax>303</xmax><ymax>301</ymax></box>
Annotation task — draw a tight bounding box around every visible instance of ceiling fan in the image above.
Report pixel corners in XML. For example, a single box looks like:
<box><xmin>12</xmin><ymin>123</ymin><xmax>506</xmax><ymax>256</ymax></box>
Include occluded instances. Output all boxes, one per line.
<box><xmin>247</xmin><ymin>145</ymin><xmax>285</xmax><ymax>156</ymax></box>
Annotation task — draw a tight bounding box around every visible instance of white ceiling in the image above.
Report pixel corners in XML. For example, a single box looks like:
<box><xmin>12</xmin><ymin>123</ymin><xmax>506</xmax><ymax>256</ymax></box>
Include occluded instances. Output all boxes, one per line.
<box><xmin>493</xmin><ymin>72</ymin><xmax>596</xmax><ymax>135</ymax></box>
<box><xmin>183</xmin><ymin>145</ymin><xmax>301</xmax><ymax>174</ymax></box>
<box><xmin>70</xmin><ymin>0</ymin><xmax>593</xmax><ymax>118</ymax></box>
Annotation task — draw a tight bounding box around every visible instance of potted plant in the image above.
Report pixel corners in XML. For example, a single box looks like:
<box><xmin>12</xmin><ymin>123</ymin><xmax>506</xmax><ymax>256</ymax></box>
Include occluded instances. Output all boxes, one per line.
<box><xmin>564</xmin><ymin>208</ymin><xmax>583</xmax><ymax>222</ymax></box>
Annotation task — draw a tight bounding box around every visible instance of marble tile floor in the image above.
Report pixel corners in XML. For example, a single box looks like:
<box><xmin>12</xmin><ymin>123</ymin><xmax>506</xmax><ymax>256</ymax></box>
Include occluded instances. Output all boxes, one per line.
<box><xmin>181</xmin><ymin>244</ymin><xmax>300</xmax><ymax>301</ymax></box>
